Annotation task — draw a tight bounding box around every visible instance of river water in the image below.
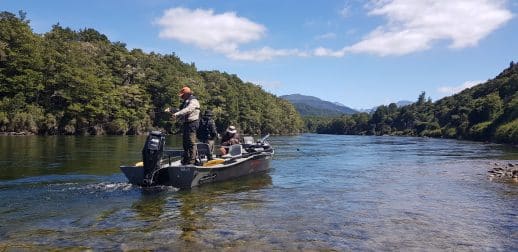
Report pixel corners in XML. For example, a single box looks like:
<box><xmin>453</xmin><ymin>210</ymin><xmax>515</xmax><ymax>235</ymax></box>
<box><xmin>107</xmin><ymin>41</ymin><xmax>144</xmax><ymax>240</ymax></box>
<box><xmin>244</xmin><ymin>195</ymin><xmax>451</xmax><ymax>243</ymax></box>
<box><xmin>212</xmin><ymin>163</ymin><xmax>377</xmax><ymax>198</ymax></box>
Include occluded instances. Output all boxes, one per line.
<box><xmin>0</xmin><ymin>134</ymin><xmax>517</xmax><ymax>250</ymax></box>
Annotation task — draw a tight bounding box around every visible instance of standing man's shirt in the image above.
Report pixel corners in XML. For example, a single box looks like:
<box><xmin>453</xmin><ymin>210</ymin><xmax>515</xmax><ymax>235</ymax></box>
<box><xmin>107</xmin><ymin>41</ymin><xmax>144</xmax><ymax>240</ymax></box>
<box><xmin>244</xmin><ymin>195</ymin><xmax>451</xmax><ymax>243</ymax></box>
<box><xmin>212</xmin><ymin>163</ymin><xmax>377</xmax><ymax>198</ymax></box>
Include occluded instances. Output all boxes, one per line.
<box><xmin>174</xmin><ymin>95</ymin><xmax>200</xmax><ymax>123</ymax></box>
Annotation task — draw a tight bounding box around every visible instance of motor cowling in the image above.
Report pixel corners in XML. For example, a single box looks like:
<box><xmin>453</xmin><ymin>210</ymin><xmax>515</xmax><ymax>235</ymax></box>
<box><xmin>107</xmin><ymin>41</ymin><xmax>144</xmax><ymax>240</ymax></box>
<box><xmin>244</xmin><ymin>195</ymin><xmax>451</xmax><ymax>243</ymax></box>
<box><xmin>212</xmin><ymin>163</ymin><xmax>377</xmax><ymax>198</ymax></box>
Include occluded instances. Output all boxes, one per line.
<box><xmin>142</xmin><ymin>131</ymin><xmax>165</xmax><ymax>185</ymax></box>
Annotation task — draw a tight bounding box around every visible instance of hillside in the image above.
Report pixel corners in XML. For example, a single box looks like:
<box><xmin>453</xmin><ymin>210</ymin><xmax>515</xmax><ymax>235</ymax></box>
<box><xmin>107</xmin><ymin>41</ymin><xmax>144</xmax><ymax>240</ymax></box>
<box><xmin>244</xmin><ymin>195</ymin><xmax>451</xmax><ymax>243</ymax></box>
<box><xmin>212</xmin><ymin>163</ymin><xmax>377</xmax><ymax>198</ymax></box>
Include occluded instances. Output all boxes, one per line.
<box><xmin>310</xmin><ymin>62</ymin><xmax>518</xmax><ymax>144</ymax></box>
<box><xmin>0</xmin><ymin>11</ymin><xmax>304</xmax><ymax>135</ymax></box>
<box><xmin>281</xmin><ymin>94</ymin><xmax>357</xmax><ymax>116</ymax></box>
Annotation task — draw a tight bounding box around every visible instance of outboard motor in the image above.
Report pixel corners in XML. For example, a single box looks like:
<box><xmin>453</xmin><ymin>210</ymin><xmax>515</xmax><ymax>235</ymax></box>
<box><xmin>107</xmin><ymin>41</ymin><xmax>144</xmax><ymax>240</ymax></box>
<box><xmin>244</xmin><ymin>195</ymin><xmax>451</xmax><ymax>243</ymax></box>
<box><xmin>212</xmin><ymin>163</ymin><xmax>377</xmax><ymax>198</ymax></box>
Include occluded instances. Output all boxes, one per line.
<box><xmin>142</xmin><ymin>131</ymin><xmax>165</xmax><ymax>185</ymax></box>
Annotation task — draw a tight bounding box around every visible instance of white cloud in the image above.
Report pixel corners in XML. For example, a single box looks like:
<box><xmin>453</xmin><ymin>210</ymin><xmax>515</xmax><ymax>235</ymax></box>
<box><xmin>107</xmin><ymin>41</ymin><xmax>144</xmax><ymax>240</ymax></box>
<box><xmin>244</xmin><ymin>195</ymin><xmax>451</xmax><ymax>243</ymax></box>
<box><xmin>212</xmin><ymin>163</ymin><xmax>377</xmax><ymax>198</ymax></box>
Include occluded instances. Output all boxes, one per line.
<box><xmin>228</xmin><ymin>47</ymin><xmax>309</xmax><ymax>61</ymax></box>
<box><xmin>156</xmin><ymin>8</ymin><xmax>266</xmax><ymax>54</ymax></box>
<box><xmin>437</xmin><ymin>80</ymin><xmax>483</xmax><ymax>95</ymax></box>
<box><xmin>156</xmin><ymin>7</ymin><xmax>309</xmax><ymax>61</ymax></box>
<box><xmin>249</xmin><ymin>80</ymin><xmax>283</xmax><ymax>90</ymax></box>
<box><xmin>156</xmin><ymin>1</ymin><xmax>512</xmax><ymax>61</ymax></box>
<box><xmin>346</xmin><ymin>0</ymin><xmax>513</xmax><ymax>56</ymax></box>
<box><xmin>313</xmin><ymin>47</ymin><xmax>346</xmax><ymax>57</ymax></box>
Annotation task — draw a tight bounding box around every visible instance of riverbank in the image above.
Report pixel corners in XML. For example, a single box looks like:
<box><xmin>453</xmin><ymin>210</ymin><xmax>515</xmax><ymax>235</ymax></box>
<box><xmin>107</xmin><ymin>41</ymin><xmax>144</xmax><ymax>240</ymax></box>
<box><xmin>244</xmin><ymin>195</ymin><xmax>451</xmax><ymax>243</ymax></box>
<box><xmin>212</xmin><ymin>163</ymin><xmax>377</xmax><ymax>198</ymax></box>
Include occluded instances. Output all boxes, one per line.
<box><xmin>0</xmin><ymin>131</ymin><xmax>35</xmax><ymax>136</ymax></box>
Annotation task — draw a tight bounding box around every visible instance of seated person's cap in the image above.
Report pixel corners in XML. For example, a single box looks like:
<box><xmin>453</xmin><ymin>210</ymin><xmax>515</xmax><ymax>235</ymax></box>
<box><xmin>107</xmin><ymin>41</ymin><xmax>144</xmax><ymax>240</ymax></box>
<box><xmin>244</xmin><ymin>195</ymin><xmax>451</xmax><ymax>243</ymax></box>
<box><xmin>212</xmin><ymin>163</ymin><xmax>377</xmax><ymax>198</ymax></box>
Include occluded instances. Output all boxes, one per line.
<box><xmin>204</xmin><ymin>110</ymin><xmax>213</xmax><ymax>116</ymax></box>
<box><xmin>227</xmin><ymin>125</ymin><xmax>237</xmax><ymax>134</ymax></box>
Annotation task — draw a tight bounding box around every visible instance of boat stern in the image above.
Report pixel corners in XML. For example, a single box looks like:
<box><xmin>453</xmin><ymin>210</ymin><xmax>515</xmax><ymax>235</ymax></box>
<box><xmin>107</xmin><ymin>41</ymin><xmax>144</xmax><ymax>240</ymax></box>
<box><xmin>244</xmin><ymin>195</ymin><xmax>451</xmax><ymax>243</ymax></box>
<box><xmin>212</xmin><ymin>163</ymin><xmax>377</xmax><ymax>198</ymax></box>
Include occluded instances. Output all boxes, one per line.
<box><xmin>120</xmin><ymin>165</ymin><xmax>145</xmax><ymax>186</ymax></box>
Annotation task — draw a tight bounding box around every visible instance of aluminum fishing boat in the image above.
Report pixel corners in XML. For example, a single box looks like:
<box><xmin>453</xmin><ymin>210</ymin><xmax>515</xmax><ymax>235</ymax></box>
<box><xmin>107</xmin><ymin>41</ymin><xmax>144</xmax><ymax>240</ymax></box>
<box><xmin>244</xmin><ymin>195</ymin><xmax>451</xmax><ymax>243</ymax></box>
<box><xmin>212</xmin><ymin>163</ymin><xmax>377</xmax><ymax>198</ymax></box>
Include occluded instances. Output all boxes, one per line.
<box><xmin>120</xmin><ymin>131</ymin><xmax>274</xmax><ymax>189</ymax></box>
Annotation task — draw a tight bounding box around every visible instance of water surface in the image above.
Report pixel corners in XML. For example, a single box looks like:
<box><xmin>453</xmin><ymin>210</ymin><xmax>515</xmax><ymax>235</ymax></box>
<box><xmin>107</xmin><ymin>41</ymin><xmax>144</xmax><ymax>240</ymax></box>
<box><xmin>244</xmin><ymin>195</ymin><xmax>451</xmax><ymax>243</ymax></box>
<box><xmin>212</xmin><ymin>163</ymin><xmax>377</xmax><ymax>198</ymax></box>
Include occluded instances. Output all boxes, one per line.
<box><xmin>0</xmin><ymin>134</ymin><xmax>517</xmax><ymax>250</ymax></box>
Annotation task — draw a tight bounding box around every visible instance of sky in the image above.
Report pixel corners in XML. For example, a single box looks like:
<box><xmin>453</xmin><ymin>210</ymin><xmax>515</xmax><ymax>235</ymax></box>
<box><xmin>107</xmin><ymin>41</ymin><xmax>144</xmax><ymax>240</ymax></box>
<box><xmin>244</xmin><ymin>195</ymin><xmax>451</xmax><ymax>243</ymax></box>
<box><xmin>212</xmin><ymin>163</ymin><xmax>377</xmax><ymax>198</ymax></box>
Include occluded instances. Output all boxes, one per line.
<box><xmin>2</xmin><ymin>0</ymin><xmax>517</xmax><ymax>109</ymax></box>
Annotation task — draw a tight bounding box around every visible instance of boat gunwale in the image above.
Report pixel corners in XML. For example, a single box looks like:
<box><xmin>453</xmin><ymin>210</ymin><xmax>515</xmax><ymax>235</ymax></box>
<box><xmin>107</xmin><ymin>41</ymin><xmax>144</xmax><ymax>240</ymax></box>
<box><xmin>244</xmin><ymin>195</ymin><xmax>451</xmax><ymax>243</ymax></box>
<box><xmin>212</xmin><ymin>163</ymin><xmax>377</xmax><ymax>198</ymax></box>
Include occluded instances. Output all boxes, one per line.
<box><xmin>120</xmin><ymin>150</ymin><xmax>273</xmax><ymax>170</ymax></box>
<box><xmin>161</xmin><ymin>150</ymin><xmax>274</xmax><ymax>170</ymax></box>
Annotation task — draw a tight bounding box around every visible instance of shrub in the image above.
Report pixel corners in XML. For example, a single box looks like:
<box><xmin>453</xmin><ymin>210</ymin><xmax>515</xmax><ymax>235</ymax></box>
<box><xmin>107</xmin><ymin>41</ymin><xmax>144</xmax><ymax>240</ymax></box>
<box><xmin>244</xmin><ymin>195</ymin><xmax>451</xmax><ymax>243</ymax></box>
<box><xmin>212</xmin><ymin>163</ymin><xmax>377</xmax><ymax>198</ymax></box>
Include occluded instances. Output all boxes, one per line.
<box><xmin>468</xmin><ymin>121</ymin><xmax>492</xmax><ymax>140</ymax></box>
<box><xmin>127</xmin><ymin>115</ymin><xmax>151</xmax><ymax>135</ymax></box>
<box><xmin>0</xmin><ymin>112</ymin><xmax>9</xmax><ymax>131</ymax></box>
<box><xmin>40</xmin><ymin>113</ymin><xmax>58</xmax><ymax>135</ymax></box>
<box><xmin>63</xmin><ymin>119</ymin><xmax>76</xmax><ymax>135</ymax></box>
<box><xmin>443</xmin><ymin>127</ymin><xmax>457</xmax><ymax>139</ymax></box>
<box><xmin>9</xmin><ymin>112</ymin><xmax>38</xmax><ymax>133</ymax></box>
<box><xmin>495</xmin><ymin>119</ymin><xmax>518</xmax><ymax>144</ymax></box>
<box><xmin>105</xmin><ymin>118</ymin><xmax>128</xmax><ymax>135</ymax></box>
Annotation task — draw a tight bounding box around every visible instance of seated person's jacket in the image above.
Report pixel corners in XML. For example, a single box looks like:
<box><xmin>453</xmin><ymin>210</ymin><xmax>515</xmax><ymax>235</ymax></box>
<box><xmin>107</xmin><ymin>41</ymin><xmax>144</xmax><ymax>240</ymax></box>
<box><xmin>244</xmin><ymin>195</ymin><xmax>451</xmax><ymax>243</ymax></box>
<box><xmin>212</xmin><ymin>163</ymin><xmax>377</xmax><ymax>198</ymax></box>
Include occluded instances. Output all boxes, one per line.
<box><xmin>221</xmin><ymin>132</ymin><xmax>240</xmax><ymax>146</ymax></box>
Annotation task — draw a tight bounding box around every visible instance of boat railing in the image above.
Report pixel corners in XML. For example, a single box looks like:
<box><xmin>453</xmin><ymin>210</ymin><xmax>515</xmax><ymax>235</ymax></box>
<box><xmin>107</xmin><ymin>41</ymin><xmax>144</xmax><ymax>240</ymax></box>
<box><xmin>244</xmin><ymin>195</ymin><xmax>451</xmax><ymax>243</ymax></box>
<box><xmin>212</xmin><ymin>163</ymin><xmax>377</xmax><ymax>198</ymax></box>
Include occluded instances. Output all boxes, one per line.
<box><xmin>162</xmin><ymin>148</ymin><xmax>183</xmax><ymax>165</ymax></box>
<box><xmin>164</xmin><ymin>149</ymin><xmax>183</xmax><ymax>157</ymax></box>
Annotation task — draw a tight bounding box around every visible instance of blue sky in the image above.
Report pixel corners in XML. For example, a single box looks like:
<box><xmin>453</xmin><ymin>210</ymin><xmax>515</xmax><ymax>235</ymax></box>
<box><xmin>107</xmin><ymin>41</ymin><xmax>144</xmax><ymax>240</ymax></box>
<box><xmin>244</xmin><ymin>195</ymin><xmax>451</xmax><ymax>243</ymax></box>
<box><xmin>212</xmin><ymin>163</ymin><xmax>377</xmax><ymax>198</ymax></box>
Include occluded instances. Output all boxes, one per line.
<box><xmin>2</xmin><ymin>0</ymin><xmax>517</xmax><ymax>109</ymax></box>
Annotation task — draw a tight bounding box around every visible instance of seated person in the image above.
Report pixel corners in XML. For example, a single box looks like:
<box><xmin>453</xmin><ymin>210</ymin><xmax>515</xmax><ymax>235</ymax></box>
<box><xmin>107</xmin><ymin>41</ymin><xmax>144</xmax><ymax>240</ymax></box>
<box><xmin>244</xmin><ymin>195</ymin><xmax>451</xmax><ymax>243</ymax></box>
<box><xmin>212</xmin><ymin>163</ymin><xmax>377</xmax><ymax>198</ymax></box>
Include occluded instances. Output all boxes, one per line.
<box><xmin>219</xmin><ymin>125</ymin><xmax>240</xmax><ymax>155</ymax></box>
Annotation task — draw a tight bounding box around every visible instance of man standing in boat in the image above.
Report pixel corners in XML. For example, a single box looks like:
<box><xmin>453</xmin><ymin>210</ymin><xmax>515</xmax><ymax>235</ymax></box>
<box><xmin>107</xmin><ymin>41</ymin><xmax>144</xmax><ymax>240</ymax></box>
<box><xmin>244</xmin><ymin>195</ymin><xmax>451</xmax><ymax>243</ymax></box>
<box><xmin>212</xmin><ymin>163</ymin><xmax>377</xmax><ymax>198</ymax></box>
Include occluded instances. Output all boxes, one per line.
<box><xmin>165</xmin><ymin>86</ymin><xmax>200</xmax><ymax>165</ymax></box>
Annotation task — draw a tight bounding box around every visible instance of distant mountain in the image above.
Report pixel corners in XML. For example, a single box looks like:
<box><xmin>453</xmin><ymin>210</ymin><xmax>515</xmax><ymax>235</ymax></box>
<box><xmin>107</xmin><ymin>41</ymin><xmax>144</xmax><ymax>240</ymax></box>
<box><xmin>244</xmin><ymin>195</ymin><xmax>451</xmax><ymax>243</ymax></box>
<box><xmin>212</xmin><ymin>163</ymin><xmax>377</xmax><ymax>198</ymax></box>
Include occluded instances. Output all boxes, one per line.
<box><xmin>281</xmin><ymin>94</ymin><xmax>357</xmax><ymax>116</ymax></box>
<box><xmin>357</xmin><ymin>100</ymin><xmax>414</xmax><ymax>114</ymax></box>
<box><xmin>396</xmin><ymin>100</ymin><xmax>412</xmax><ymax>107</ymax></box>
<box><xmin>356</xmin><ymin>108</ymin><xmax>373</xmax><ymax>113</ymax></box>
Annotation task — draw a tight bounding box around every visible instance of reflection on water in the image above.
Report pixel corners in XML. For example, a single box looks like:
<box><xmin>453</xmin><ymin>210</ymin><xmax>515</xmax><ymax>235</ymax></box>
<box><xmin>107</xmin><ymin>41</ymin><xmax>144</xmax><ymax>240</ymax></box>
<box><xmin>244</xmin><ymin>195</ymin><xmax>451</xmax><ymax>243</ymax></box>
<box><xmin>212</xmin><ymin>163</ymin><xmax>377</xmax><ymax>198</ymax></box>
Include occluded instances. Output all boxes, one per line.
<box><xmin>0</xmin><ymin>134</ymin><xmax>517</xmax><ymax>250</ymax></box>
<box><xmin>0</xmin><ymin>135</ymin><xmax>181</xmax><ymax>180</ymax></box>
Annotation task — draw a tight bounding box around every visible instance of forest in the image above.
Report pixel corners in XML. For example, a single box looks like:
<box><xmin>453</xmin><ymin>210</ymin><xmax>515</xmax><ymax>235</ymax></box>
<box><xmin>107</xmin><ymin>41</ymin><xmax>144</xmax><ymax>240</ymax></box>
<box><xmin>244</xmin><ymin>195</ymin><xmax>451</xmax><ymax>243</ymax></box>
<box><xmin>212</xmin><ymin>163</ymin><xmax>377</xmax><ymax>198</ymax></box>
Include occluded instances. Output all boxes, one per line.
<box><xmin>308</xmin><ymin>62</ymin><xmax>518</xmax><ymax>144</ymax></box>
<box><xmin>0</xmin><ymin>11</ymin><xmax>304</xmax><ymax>136</ymax></box>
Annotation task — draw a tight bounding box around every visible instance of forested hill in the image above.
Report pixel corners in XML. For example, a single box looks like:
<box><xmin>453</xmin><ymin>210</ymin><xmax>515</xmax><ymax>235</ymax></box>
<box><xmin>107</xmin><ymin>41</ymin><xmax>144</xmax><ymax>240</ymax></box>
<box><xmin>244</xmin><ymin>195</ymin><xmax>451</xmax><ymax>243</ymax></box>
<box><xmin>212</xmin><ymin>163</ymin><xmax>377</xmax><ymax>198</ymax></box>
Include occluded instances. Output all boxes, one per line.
<box><xmin>0</xmin><ymin>11</ymin><xmax>304</xmax><ymax>135</ymax></box>
<box><xmin>311</xmin><ymin>62</ymin><xmax>518</xmax><ymax>144</ymax></box>
<box><xmin>281</xmin><ymin>94</ymin><xmax>357</xmax><ymax>116</ymax></box>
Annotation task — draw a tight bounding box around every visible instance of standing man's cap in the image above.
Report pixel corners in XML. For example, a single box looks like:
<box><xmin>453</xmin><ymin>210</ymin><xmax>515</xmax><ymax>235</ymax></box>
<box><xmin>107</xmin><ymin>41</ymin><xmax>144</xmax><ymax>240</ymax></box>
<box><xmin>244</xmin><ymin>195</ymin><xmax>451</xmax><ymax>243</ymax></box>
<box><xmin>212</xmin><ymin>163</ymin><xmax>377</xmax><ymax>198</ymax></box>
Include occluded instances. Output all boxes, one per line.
<box><xmin>178</xmin><ymin>86</ymin><xmax>192</xmax><ymax>96</ymax></box>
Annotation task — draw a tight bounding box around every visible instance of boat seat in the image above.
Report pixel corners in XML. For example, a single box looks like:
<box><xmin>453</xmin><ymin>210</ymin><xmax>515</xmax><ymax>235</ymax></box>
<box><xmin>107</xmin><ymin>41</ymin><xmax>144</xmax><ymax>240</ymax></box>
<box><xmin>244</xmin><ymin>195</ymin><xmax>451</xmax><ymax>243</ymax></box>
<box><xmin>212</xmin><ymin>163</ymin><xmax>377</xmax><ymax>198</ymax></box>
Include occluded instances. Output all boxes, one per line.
<box><xmin>196</xmin><ymin>143</ymin><xmax>211</xmax><ymax>162</ymax></box>
<box><xmin>243</xmin><ymin>136</ymin><xmax>254</xmax><ymax>144</ymax></box>
<box><xmin>228</xmin><ymin>144</ymin><xmax>243</xmax><ymax>157</ymax></box>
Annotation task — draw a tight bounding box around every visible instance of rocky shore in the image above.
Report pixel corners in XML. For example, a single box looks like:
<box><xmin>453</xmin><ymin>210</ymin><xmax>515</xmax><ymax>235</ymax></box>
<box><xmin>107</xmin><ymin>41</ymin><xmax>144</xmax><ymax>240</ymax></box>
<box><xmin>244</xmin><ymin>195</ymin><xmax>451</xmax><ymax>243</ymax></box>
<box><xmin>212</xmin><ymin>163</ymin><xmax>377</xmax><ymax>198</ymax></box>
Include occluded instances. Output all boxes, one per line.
<box><xmin>488</xmin><ymin>161</ymin><xmax>518</xmax><ymax>182</ymax></box>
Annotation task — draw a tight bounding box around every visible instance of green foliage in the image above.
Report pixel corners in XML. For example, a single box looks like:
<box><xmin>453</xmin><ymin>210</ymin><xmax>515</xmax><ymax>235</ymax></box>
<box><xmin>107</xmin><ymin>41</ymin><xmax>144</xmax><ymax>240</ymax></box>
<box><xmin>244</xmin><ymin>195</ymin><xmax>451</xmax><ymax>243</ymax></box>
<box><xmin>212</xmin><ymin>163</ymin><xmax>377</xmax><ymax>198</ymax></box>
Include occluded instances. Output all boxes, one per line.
<box><xmin>40</xmin><ymin>113</ymin><xmax>58</xmax><ymax>135</ymax></box>
<box><xmin>468</xmin><ymin>92</ymin><xmax>502</xmax><ymax>124</ymax></box>
<box><xmin>0</xmin><ymin>111</ymin><xmax>8</xmax><ymax>131</ymax></box>
<box><xmin>442</xmin><ymin>127</ymin><xmax>457</xmax><ymax>139</ymax></box>
<box><xmin>495</xmin><ymin>119</ymin><xmax>518</xmax><ymax>144</ymax></box>
<box><xmin>197</xmin><ymin>72</ymin><xmax>302</xmax><ymax>135</ymax></box>
<box><xmin>10</xmin><ymin>112</ymin><xmax>37</xmax><ymax>133</ymax></box>
<box><xmin>468</xmin><ymin>121</ymin><xmax>492</xmax><ymax>140</ymax></box>
<box><xmin>0</xmin><ymin>12</ymin><xmax>304</xmax><ymax>135</ymax></box>
<box><xmin>106</xmin><ymin>118</ymin><xmax>129</xmax><ymax>135</ymax></box>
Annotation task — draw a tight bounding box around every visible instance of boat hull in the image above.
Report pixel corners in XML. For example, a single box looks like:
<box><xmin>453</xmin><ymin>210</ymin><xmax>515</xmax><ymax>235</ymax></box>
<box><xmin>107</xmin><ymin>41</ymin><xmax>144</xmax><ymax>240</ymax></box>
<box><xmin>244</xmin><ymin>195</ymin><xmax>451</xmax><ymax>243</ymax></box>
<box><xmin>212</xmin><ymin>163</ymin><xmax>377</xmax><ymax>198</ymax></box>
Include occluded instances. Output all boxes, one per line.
<box><xmin>120</xmin><ymin>152</ymin><xmax>273</xmax><ymax>189</ymax></box>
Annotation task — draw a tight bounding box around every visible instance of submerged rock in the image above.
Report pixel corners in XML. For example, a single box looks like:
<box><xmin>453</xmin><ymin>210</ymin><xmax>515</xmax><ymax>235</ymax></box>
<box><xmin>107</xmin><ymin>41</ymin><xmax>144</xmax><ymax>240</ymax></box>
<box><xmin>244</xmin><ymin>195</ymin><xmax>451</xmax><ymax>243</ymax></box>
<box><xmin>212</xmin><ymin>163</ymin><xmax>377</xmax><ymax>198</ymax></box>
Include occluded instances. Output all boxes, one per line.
<box><xmin>488</xmin><ymin>161</ymin><xmax>518</xmax><ymax>182</ymax></box>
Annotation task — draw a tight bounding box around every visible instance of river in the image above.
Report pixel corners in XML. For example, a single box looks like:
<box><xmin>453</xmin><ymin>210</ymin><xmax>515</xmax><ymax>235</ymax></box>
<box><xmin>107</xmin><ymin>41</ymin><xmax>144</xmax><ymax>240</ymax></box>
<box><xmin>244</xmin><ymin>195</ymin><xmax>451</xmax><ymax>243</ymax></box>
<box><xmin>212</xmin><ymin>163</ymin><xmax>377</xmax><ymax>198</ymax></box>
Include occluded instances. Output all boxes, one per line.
<box><xmin>0</xmin><ymin>134</ymin><xmax>517</xmax><ymax>250</ymax></box>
